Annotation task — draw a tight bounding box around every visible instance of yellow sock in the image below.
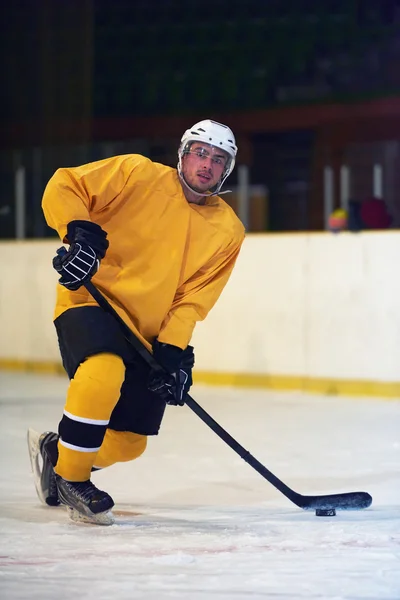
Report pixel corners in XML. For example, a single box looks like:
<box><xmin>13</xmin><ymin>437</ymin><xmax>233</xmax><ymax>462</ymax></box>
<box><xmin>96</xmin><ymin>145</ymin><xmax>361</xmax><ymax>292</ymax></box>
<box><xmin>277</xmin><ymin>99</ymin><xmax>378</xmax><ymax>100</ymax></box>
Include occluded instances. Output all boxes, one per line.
<box><xmin>94</xmin><ymin>429</ymin><xmax>147</xmax><ymax>469</ymax></box>
<box><xmin>55</xmin><ymin>353</ymin><xmax>125</xmax><ymax>481</ymax></box>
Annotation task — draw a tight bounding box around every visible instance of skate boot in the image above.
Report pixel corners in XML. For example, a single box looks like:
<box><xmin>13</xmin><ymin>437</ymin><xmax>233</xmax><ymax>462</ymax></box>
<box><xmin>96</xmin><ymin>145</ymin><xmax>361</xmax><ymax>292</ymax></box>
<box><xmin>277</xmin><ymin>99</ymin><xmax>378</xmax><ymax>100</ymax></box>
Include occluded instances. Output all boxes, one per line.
<box><xmin>56</xmin><ymin>475</ymin><xmax>115</xmax><ymax>525</ymax></box>
<box><xmin>27</xmin><ymin>429</ymin><xmax>60</xmax><ymax>506</ymax></box>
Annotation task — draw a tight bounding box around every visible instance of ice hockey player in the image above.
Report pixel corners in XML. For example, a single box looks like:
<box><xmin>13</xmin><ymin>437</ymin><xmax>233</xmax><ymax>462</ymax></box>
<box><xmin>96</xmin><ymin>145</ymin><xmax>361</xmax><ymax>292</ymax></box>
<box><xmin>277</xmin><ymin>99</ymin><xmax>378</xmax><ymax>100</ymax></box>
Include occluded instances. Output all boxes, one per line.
<box><xmin>28</xmin><ymin>120</ymin><xmax>245</xmax><ymax>525</ymax></box>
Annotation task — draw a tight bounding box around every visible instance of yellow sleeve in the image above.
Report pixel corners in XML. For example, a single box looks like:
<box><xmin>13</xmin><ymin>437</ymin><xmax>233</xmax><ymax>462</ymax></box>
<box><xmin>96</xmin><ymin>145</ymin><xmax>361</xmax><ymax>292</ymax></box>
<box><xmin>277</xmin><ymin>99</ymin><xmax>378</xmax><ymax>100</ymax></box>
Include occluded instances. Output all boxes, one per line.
<box><xmin>42</xmin><ymin>155</ymin><xmax>145</xmax><ymax>240</ymax></box>
<box><xmin>157</xmin><ymin>237</ymin><xmax>244</xmax><ymax>349</ymax></box>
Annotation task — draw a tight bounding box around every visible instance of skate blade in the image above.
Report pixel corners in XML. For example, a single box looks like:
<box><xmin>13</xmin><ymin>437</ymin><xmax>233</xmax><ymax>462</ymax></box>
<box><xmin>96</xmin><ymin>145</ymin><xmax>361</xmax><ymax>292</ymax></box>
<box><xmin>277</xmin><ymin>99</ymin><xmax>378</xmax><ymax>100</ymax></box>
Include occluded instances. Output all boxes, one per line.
<box><xmin>27</xmin><ymin>428</ymin><xmax>47</xmax><ymax>506</ymax></box>
<box><xmin>66</xmin><ymin>506</ymin><xmax>115</xmax><ymax>526</ymax></box>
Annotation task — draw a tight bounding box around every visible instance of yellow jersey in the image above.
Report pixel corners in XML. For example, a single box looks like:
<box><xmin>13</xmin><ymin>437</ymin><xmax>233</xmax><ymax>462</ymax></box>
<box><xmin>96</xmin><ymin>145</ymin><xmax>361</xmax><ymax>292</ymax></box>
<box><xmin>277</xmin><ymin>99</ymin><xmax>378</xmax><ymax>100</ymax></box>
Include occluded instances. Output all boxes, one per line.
<box><xmin>42</xmin><ymin>154</ymin><xmax>245</xmax><ymax>350</ymax></box>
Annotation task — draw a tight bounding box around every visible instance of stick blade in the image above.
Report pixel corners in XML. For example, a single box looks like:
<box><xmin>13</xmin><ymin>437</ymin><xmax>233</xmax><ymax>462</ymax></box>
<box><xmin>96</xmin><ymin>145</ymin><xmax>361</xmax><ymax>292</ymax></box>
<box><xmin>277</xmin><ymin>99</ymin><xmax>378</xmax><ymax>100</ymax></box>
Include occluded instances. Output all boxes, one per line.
<box><xmin>298</xmin><ymin>491</ymin><xmax>372</xmax><ymax>511</ymax></box>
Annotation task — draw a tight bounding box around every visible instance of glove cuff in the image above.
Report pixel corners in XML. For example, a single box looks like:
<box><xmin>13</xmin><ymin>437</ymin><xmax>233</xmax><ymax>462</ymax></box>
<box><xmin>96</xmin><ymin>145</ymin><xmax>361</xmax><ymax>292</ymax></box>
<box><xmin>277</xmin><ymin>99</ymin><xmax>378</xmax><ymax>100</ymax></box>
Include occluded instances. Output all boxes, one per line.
<box><xmin>66</xmin><ymin>220</ymin><xmax>109</xmax><ymax>259</ymax></box>
<box><xmin>152</xmin><ymin>339</ymin><xmax>183</xmax><ymax>374</ymax></box>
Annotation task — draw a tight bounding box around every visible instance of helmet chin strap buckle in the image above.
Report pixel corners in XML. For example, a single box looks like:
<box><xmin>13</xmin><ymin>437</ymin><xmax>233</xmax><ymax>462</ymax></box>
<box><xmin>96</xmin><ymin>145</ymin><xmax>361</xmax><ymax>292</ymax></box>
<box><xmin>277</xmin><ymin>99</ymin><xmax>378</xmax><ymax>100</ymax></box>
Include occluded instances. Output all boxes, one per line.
<box><xmin>212</xmin><ymin>189</ymin><xmax>231</xmax><ymax>196</ymax></box>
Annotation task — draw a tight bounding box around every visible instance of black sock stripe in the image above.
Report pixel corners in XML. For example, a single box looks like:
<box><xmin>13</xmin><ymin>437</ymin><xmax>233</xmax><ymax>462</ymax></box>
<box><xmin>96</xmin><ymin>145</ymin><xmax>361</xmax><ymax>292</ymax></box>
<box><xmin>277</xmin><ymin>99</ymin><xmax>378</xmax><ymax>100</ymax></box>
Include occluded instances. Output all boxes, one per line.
<box><xmin>59</xmin><ymin>415</ymin><xmax>106</xmax><ymax>450</ymax></box>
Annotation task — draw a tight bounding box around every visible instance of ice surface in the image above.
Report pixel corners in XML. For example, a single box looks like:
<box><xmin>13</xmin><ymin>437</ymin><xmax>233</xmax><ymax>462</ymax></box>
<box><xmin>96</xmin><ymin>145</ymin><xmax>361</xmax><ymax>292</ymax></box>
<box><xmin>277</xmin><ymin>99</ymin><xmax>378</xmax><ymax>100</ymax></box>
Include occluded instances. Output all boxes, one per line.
<box><xmin>0</xmin><ymin>370</ymin><xmax>399</xmax><ymax>600</ymax></box>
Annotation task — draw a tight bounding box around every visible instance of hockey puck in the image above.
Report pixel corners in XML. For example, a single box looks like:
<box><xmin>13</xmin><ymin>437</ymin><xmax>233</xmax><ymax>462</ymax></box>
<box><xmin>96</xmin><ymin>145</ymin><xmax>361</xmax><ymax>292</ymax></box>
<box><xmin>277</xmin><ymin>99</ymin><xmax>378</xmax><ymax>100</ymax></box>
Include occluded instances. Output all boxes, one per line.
<box><xmin>315</xmin><ymin>508</ymin><xmax>336</xmax><ymax>517</ymax></box>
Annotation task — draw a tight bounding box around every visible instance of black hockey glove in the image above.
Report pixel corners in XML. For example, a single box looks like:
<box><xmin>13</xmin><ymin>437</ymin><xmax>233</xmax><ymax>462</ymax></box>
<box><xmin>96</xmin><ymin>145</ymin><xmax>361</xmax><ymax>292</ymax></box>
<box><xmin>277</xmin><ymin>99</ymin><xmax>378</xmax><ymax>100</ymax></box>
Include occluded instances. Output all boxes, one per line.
<box><xmin>148</xmin><ymin>340</ymin><xmax>195</xmax><ymax>406</ymax></box>
<box><xmin>52</xmin><ymin>220</ymin><xmax>109</xmax><ymax>291</ymax></box>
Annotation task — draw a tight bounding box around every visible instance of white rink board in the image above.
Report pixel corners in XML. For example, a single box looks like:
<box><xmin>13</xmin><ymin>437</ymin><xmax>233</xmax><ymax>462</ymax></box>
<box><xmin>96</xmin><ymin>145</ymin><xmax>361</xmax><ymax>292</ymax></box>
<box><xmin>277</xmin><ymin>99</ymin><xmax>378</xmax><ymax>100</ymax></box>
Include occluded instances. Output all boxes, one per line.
<box><xmin>2</xmin><ymin>232</ymin><xmax>400</xmax><ymax>381</ymax></box>
<box><xmin>0</xmin><ymin>241</ymin><xmax>60</xmax><ymax>362</ymax></box>
<box><xmin>194</xmin><ymin>231</ymin><xmax>400</xmax><ymax>381</ymax></box>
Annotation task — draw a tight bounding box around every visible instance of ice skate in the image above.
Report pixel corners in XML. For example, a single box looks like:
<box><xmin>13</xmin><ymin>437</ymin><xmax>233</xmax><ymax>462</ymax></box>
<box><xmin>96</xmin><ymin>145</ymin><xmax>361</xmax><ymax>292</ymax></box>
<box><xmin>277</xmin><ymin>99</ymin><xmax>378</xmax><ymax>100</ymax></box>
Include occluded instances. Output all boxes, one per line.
<box><xmin>27</xmin><ymin>429</ymin><xmax>60</xmax><ymax>506</ymax></box>
<box><xmin>56</xmin><ymin>475</ymin><xmax>115</xmax><ymax>525</ymax></box>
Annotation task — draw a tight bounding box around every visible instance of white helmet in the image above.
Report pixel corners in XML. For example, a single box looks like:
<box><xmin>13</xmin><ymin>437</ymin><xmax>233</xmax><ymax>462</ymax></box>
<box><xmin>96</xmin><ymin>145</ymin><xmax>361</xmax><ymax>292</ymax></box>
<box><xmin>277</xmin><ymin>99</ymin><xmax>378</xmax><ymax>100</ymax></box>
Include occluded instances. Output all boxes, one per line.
<box><xmin>178</xmin><ymin>119</ymin><xmax>238</xmax><ymax>196</ymax></box>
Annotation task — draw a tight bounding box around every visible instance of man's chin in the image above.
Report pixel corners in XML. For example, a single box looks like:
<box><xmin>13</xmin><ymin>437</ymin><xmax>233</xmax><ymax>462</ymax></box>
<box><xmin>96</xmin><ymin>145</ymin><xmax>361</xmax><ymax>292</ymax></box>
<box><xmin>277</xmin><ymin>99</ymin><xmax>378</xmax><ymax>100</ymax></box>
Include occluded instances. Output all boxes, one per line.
<box><xmin>188</xmin><ymin>180</ymin><xmax>214</xmax><ymax>193</ymax></box>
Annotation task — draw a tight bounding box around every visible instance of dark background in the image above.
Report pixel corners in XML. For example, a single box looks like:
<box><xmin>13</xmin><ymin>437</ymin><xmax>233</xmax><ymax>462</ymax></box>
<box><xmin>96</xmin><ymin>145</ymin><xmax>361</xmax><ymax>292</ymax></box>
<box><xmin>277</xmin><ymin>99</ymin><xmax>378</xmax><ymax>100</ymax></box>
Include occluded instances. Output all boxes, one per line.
<box><xmin>2</xmin><ymin>0</ymin><xmax>400</xmax><ymax>236</ymax></box>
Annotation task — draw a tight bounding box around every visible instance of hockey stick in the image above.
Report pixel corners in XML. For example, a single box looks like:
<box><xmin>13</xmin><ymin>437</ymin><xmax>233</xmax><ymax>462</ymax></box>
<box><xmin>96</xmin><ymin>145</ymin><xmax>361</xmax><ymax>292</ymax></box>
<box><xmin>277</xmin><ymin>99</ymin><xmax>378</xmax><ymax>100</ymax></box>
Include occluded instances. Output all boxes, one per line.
<box><xmin>53</xmin><ymin>240</ymin><xmax>370</xmax><ymax>513</ymax></box>
<box><xmin>78</xmin><ymin>279</ymin><xmax>372</xmax><ymax>513</ymax></box>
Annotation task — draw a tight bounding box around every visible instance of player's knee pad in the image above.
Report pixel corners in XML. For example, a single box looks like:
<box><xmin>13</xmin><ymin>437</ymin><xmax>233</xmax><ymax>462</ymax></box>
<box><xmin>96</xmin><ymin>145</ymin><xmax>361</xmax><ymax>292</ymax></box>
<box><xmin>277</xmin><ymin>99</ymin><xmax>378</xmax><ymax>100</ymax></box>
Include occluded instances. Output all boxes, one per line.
<box><xmin>65</xmin><ymin>353</ymin><xmax>126</xmax><ymax>420</ymax></box>
<box><xmin>94</xmin><ymin>430</ymin><xmax>147</xmax><ymax>469</ymax></box>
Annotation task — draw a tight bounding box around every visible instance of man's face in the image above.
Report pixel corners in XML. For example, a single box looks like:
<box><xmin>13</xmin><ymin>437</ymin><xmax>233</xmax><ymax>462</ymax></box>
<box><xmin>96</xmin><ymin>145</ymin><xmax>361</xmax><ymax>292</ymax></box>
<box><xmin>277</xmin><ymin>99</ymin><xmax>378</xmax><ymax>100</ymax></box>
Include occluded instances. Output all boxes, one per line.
<box><xmin>181</xmin><ymin>142</ymin><xmax>229</xmax><ymax>193</ymax></box>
